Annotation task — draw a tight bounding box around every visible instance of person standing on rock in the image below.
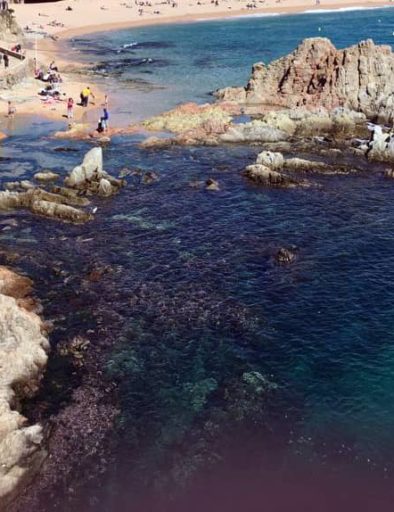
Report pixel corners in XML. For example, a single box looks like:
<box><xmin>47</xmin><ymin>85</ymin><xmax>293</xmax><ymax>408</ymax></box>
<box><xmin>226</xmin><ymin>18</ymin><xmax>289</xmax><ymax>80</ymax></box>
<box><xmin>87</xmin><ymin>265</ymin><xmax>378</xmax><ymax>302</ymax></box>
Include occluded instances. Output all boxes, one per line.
<box><xmin>3</xmin><ymin>54</ymin><xmax>9</xmax><ymax>69</ymax></box>
<box><xmin>101</xmin><ymin>107</ymin><xmax>109</xmax><ymax>131</ymax></box>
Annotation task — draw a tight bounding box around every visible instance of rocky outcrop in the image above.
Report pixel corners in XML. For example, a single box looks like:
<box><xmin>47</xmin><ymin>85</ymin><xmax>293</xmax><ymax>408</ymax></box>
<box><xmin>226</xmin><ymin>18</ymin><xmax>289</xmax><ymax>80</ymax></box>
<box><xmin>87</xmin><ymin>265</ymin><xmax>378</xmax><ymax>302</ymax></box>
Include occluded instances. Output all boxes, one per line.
<box><xmin>140</xmin><ymin>104</ymin><xmax>366</xmax><ymax>148</ymax></box>
<box><xmin>0</xmin><ymin>148</ymin><xmax>125</xmax><ymax>223</ymax></box>
<box><xmin>365</xmin><ymin>124</ymin><xmax>394</xmax><ymax>163</ymax></box>
<box><xmin>220</xmin><ymin>121</ymin><xmax>288</xmax><ymax>143</ymax></box>
<box><xmin>64</xmin><ymin>147</ymin><xmax>125</xmax><ymax>197</ymax></box>
<box><xmin>215</xmin><ymin>38</ymin><xmax>394</xmax><ymax>122</ymax></box>
<box><xmin>244</xmin><ymin>164</ymin><xmax>304</xmax><ymax>188</ymax></box>
<box><xmin>0</xmin><ymin>267</ymin><xmax>49</xmax><ymax>510</ymax></box>
<box><xmin>143</xmin><ymin>102</ymin><xmax>235</xmax><ymax>134</ymax></box>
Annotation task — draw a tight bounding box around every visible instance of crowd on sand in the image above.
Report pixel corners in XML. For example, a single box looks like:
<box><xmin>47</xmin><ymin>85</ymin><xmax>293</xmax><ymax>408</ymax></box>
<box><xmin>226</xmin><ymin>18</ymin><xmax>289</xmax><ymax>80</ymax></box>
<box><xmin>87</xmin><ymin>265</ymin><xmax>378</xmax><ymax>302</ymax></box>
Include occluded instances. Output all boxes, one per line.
<box><xmin>2</xmin><ymin>38</ymin><xmax>110</xmax><ymax>134</ymax></box>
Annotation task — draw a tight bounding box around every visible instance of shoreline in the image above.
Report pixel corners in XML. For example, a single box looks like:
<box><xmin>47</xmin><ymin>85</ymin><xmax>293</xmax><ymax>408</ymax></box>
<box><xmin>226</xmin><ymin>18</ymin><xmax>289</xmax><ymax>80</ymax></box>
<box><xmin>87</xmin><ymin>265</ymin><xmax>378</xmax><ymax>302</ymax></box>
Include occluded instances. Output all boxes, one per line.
<box><xmin>3</xmin><ymin>0</ymin><xmax>392</xmax><ymax>126</ymax></box>
<box><xmin>18</xmin><ymin>1</ymin><xmax>394</xmax><ymax>40</ymax></box>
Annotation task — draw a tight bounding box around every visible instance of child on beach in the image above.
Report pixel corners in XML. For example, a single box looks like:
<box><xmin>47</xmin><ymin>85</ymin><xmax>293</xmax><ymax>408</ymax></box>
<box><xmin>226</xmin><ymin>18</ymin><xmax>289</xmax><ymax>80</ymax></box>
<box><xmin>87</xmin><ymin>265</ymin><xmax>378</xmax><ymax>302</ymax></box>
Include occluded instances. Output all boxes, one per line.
<box><xmin>67</xmin><ymin>97</ymin><xmax>74</xmax><ymax>120</ymax></box>
<box><xmin>7</xmin><ymin>101</ymin><xmax>15</xmax><ymax>117</ymax></box>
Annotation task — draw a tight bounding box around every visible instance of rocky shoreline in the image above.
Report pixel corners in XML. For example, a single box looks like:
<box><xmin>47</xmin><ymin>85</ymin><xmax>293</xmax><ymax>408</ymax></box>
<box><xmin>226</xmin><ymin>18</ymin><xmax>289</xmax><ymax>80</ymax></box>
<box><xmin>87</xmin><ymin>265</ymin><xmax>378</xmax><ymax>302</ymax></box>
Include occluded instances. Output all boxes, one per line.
<box><xmin>0</xmin><ymin>266</ymin><xmax>49</xmax><ymax>511</ymax></box>
<box><xmin>4</xmin><ymin>34</ymin><xmax>394</xmax><ymax>510</ymax></box>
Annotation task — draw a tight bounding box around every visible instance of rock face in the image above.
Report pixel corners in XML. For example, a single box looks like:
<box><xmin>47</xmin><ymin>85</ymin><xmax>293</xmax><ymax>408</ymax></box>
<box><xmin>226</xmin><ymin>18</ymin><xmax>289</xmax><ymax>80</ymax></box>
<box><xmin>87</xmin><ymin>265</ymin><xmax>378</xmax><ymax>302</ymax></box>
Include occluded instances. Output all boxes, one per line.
<box><xmin>0</xmin><ymin>267</ymin><xmax>49</xmax><ymax>509</ymax></box>
<box><xmin>216</xmin><ymin>38</ymin><xmax>394</xmax><ymax>121</ymax></box>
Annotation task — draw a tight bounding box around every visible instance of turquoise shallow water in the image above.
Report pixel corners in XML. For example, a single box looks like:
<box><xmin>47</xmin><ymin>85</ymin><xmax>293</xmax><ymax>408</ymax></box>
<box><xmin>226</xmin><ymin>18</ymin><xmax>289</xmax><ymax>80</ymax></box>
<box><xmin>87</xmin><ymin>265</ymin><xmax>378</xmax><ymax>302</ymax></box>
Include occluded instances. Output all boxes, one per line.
<box><xmin>69</xmin><ymin>6</ymin><xmax>394</xmax><ymax>119</ymax></box>
<box><xmin>4</xmin><ymin>7</ymin><xmax>394</xmax><ymax>511</ymax></box>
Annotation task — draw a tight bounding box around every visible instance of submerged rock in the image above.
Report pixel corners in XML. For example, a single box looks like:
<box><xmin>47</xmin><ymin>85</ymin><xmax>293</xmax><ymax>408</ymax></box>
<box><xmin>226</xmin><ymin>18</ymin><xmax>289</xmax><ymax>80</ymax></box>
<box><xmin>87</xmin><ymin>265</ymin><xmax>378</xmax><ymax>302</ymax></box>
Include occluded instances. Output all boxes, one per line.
<box><xmin>142</xmin><ymin>171</ymin><xmax>159</xmax><ymax>185</ymax></box>
<box><xmin>275</xmin><ymin>247</ymin><xmax>297</xmax><ymax>264</ymax></box>
<box><xmin>205</xmin><ymin>178</ymin><xmax>220</xmax><ymax>191</ymax></box>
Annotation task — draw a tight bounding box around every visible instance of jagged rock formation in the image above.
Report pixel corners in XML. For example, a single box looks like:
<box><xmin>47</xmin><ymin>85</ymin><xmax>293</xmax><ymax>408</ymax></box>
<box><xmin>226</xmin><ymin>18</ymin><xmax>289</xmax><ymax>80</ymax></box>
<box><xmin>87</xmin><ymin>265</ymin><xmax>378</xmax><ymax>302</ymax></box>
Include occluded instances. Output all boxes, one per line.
<box><xmin>215</xmin><ymin>38</ymin><xmax>394</xmax><ymax>122</ymax></box>
<box><xmin>0</xmin><ymin>267</ymin><xmax>49</xmax><ymax>510</ymax></box>
<box><xmin>0</xmin><ymin>148</ymin><xmax>125</xmax><ymax>223</ymax></box>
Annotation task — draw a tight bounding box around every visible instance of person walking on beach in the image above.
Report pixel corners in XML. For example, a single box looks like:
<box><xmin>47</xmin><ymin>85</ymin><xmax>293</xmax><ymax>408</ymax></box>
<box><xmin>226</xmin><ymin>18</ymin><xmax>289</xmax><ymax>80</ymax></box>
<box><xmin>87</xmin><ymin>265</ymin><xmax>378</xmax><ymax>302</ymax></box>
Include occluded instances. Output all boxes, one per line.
<box><xmin>80</xmin><ymin>86</ymin><xmax>94</xmax><ymax>107</ymax></box>
<box><xmin>7</xmin><ymin>101</ymin><xmax>15</xmax><ymax>117</ymax></box>
<box><xmin>67</xmin><ymin>97</ymin><xmax>74</xmax><ymax>120</ymax></box>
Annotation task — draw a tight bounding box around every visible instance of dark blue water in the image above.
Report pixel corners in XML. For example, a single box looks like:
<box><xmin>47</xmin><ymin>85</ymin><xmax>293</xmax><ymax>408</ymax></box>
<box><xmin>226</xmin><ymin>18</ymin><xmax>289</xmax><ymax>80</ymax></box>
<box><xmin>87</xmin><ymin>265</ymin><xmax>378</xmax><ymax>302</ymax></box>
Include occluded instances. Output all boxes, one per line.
<box><xmin>4</xmin><ymin>8</ymin><xmax>394</xmax><ymax>510</ymax></box>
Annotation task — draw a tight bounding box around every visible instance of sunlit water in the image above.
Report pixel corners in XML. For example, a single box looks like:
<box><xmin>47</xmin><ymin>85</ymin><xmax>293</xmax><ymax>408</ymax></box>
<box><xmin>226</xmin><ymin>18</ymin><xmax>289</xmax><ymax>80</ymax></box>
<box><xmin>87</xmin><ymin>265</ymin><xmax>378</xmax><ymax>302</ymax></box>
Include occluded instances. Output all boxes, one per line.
<box><xmin>3</xmin><ymin>7</ymin><xmax>394</xmax><ymax>511</ymax></box>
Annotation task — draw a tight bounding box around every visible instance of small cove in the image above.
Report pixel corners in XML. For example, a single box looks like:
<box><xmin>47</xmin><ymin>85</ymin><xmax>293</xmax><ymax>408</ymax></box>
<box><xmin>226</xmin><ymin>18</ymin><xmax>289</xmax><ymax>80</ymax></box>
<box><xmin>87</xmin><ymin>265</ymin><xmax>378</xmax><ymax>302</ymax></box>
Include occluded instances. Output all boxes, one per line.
<box><xmin>5</xmin><ymin>7</ymin><xmax>394</xmax><ymax>510</ymax></box>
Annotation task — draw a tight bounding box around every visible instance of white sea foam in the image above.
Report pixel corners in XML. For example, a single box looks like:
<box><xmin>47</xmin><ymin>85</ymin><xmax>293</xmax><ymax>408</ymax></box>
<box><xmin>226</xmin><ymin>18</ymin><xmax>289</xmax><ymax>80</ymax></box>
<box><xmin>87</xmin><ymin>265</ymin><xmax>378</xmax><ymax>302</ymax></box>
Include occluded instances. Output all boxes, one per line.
<box><xmin>195</xmin><ymin>12</ymin><xmax>280</xmax><ymax>22</ymax></box>
<box><xmin>303</xmin><ymin>5</ymin><xmax>393</xmax><ymax>14</ymax></box>
<box><xmin>196</xmin><ymin>4</ymin><xmax>393</xmax><ymax>22</ymax></box>
<box><xmin>122</xmin><ymin>41</ymin><xmax>138</xmax><ymax>48</ymax></box>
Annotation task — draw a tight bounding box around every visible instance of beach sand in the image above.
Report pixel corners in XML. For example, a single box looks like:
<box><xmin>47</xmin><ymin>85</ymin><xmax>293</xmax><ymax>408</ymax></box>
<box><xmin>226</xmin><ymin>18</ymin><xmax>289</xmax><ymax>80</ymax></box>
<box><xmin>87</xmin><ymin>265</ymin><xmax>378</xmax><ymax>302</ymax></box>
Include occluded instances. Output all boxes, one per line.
<box><xmin>1</xmin><ymin>0</ymin><xmax>393</xmax><ymax>126</ymax></box>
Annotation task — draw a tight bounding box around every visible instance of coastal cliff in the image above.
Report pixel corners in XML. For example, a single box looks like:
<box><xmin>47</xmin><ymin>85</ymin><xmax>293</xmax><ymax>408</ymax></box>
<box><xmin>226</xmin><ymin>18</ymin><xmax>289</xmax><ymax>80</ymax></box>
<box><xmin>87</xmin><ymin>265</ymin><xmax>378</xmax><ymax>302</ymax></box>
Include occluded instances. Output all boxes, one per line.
<box><xmin>216</xmin><ymin>38</ymin><xmax>394</xmax><ymax>122</ymax></box>
<box><xmin>0</xmin><ymin>267</ymin><xmax>49</xmax><ymax>510</ymax></box>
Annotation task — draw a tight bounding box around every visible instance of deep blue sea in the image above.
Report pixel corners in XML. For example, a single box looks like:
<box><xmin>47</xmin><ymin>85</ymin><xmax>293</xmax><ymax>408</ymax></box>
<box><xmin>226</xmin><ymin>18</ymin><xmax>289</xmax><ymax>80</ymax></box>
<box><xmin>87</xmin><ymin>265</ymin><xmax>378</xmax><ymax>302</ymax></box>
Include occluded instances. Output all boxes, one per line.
<box><xmin>4</xmin><ymin>6</ymin><xmax>394</xmax><ymax>511</ymax></box>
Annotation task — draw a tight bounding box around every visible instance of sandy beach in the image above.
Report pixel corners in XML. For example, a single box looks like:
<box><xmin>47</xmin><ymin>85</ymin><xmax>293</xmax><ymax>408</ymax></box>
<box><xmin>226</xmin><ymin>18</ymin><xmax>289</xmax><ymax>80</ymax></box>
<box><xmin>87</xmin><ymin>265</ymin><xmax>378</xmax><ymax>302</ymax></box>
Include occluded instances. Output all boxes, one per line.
<box><xmin>1</xmin><ymin>0</ymin><xmax>393</xmax><ymax>125</ymax></box>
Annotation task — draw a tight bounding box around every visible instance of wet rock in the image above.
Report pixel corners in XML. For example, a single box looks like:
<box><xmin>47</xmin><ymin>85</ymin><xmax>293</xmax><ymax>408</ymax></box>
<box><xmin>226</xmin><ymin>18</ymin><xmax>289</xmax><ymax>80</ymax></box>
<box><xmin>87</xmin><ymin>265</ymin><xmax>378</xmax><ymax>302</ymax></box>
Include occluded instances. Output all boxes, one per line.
<box><xmin>244</xmin><ymin>164</ymin><xmax>300</xmax><ymax>188</ymax></box>
<box><xmin>65</xmin><ymin>147</ymin><xmax>103</xmax><ymax>187</ymax></box>
<box><xmin>64</xmin><ymin>147</ymin><xmax>124</xmax><ymax>198</ymax></box>
<box><xmin>98</xmin><ymin>178</ymin><xmax>115</xmax><ymax>197</ymax></box>
<box><xmin>20</xmin><ymin>181</ymin><xmax>35</xmax><ymax>190</ymax></box>
<box><xmin>33</xmin><ymin>171</ymin><xmax>60</xmax><ymax>182</ymax></box>
<box><xmin>58</xmin><ymin>336</ymin><xmax>90</xmax><ymax>367</ymax></box>
<box><xmin>205</xmin><ymin>178</ymin><xmax>220</xmax><ymax>191</ymax></box>
<box><xmin>119</xmin><ymin>168</ymin><xmax>133</xmax><ymax>178</ymax></box>
<box><xmin>142</xmin><ymin>171</ymin><xmax>159</xmax><ymax>185</ymax></box>
<box><xmin>256</xmin><ymin>151</ymin><xmax>284</xmax><ymax>170</ymax></box>
<box><xmin>283</xmin><ymin>157</ymin><xmax>331</xmax><ymax>172</ymax></box>
<box><xmin>29</xmin><ymin>199</ymin><xmax>92</xmax><ymax>224</ymax></box>
<box><xmin>366</xmin><ymin>125</ymin><xmax>394</xmax><ymax>163</ymax></box>
<box><xmin>275</xmin><ymin>247</ymin><xmax>297</xmax><ymax>264</ymax></box>
<box><xmin>4</xmin><ymin>182</ymin><xmax>20</xmax><ymax>191</ymax></box>
<box><xmin>50</xmin><ymin>186</ymin><xmax>90</xmax><ymax>206</ymax></box>
<box><xmin>139</xmin><ymin>136</ymin><xmax>174</xmax><ymax>149</ymax></box>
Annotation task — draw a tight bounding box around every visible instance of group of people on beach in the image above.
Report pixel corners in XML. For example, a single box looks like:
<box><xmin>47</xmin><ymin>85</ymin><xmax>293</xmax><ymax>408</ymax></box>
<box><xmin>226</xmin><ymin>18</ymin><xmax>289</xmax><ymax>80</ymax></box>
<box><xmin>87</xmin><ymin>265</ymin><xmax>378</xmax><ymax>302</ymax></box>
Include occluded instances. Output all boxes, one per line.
<box><xmin>65</xmin><ymin>89</ymin><xmax>109</xmax><ymax>133</ymax></box>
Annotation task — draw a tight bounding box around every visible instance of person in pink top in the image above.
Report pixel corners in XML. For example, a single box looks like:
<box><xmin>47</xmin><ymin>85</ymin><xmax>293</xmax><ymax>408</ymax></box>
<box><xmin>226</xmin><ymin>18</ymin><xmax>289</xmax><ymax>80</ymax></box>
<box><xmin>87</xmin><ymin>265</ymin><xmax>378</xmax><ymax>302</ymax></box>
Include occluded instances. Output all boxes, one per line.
<box><xmin>67</xmin><ymin>97</ymin><xmax>74</xmax><ymax>120</ymax></box>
